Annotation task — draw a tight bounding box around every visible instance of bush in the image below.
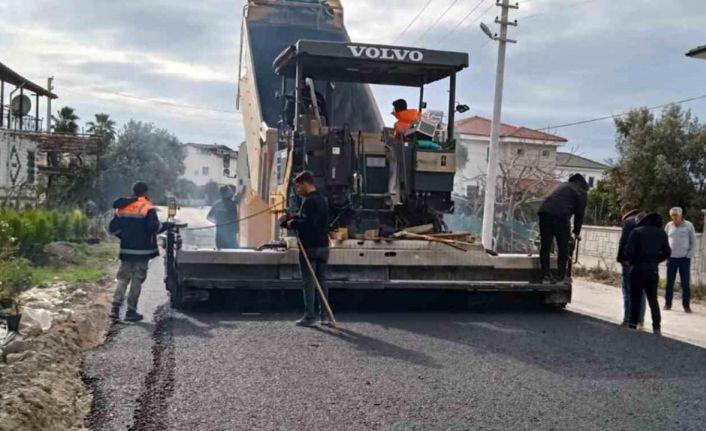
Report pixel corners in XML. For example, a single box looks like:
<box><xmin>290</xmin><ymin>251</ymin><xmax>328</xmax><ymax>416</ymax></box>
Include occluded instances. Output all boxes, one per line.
<box><xmin>0</xmin><ymin>220</ymin><xmax>18</xmax><ymax>260</ymax></box>
<box><xmin>0</xmin><ymin>257</ymin><xmax>33</xmax><ymax>311</ymax></box>
<box><xmin>0</xmin><ymin>208</ymin><xmax>92</xmax><ymax>258</ymax></box>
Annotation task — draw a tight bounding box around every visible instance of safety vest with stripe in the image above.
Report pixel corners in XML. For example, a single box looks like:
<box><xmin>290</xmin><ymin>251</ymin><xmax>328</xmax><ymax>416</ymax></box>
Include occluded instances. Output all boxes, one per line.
<box><xmin>110</xmin><ymin>196</ymin><xmax>163</xmax><ymax>261</ymax></box>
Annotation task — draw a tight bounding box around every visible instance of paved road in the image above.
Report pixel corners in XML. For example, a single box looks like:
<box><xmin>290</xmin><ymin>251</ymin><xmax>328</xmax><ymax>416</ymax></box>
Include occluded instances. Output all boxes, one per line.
<box><xmin>85</xmin><ymin>209</ymin><xmax>706</xmax><ymax>430</ymax></box>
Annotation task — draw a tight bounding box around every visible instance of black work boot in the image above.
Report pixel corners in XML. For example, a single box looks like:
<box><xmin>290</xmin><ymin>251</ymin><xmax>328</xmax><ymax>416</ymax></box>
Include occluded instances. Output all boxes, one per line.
<box><xmin>320</xmin><ymin>315</ymin><xmax>334</xmax><ymax>328</ymax></box>
<box><xmin>124</xmin><ymin>310</ymin><xmax>144</xmax><ymax>322</ymax></box>
<box><xmin>295</xmin><ymin>316</ymin><xmax>316</xmax><ymax>327</ymax></box>
<box><xmin>109</xmin><ymin>305</ymin><xmax>120</xmax><ymax>320</ymax></box>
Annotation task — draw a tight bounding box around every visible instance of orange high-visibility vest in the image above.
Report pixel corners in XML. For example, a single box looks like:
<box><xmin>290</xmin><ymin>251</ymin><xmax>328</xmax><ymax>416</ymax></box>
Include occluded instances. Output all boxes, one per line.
<box><xmin>115</xmin><ymin>197</ymin><xmax>154</xmax><ymax>219</ymax></box>
<box><xmin>393</xmin><ymin>109</ymin><xmax>421</xmax><ymax>137</ymax></box>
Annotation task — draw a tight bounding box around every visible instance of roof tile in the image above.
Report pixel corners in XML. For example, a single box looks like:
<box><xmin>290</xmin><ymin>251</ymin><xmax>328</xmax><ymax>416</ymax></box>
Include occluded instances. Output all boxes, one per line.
<box><xmin>455</xmin><ymin>116</ymin><xmax>567</xmax><ymax>142</ymax></box>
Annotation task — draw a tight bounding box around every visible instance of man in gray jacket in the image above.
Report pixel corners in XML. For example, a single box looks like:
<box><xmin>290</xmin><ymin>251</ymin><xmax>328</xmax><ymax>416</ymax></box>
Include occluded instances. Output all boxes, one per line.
<box><xmin>664</xmin><ymin>207</ymin><xmax>697</xmax><ymax>313</ymax></box>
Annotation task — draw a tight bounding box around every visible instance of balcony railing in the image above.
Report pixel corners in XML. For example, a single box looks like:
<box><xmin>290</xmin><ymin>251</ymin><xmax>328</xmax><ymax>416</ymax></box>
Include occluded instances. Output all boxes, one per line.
<box><xmin>1</xmin><ymin>106</ymin><xmax>44</xmax><ymax>132</ymax></box>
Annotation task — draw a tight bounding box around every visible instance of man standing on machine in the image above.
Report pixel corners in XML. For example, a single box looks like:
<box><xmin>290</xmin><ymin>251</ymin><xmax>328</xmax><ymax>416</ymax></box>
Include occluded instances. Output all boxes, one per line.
<box><xmin>280</xmin><ymin>171</ymin><xmax>331</xmax><ymax>327</ymax></box>
<box><xmin>537</xmin><ymin>174</ymin><xmax>589</xmax><ymax>284</ymax></box>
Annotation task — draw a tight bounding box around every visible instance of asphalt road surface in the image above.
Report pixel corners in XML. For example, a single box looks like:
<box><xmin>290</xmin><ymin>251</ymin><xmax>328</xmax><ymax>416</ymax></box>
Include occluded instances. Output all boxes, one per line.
<box><xmin>85</xmin><ymin>208</ymin><xmax>706</xmax><ymax>431</ymax></box>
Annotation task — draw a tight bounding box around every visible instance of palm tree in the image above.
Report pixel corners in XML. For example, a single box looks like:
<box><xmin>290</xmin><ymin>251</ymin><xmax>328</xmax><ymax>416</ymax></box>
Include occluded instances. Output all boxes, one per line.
<box><xmin>52</xmin><ymin>106</ymin><xmax>80</xmax><ymax>134</ymax></box>
<box><xmin>86</xmin><ymin>113</ymin><xmax>117</xmax><ymax>143</ymax></box>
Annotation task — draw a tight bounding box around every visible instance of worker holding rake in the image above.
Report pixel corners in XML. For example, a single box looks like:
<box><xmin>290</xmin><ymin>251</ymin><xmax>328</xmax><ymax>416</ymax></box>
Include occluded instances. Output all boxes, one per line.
<box><xmin>280</xmin><ymin>171</ymin><xmax>336</xmax><ymax>328</ymax></box>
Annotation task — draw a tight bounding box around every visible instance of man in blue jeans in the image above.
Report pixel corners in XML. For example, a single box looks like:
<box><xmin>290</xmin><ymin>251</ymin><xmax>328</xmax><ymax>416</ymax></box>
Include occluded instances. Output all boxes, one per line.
<box><xmin>616</xmin><ymin>203</ymin><xmax>645</xmax><ymax>326</ymax></box>
<box><xmin>664</xmin><ymin>207</ymin><xmax>697</xmax><ymax>313</ymax></box>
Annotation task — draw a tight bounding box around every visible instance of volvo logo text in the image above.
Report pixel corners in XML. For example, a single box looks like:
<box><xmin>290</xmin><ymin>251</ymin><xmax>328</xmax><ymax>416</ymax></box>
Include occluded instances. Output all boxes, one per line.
<box><xmin>347</xmin><ymin>45</ymin><xmax>424</xmax><ymax>62</ymax></box>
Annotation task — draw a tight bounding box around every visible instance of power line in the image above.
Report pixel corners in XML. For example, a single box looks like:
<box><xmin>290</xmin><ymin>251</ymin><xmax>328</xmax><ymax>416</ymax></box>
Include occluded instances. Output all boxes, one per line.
<box><xmin>518</xmin><ymin>0</ymin><xmax>600</xmax><ymax>22</ymax></box>
<box><xmin>391</xmin><ymin>0</ymin><xmax>436</xmax><ymax>44</ymax></box>
<box><xmin>431</xmin><ymin>0</ymin><xmax>490</xmax><ymax>47</ymax></box>
<box><xmin>412</xmin><ymin>0</ymin><xmax>464</xmax><ymax>45</ymax></box>
<box><xmin>535</xmin><ymin>94</ymin><xmax>706</xmax><ymax>132</ymax></box>
<box><xmin>476</xmin><ymin>37</ymin><xmax>494</xmax><ymax>51</ymax></box>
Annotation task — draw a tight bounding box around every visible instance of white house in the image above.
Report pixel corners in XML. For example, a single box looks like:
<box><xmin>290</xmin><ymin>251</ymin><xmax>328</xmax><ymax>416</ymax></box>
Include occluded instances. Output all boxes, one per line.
<box><xmin>454</xmin><ymin>116</ymin><xmax>567</xmax><ymax>197</ymax></box>
<box><xmin>1</xmin><ymin>61</ymin><xmax>99</xmax><ymax>208</ymax></box>
<box><xmin>0</xmin><ymin>131</ymin><xmax>38</xmax><ymax>206</ymax></box>
<box><xmin>180</xmin><ymin>143</ymin><xmax>238</xmax><ymax>187</ymax></box>
<box><xmin>555</xmin><ymin>152</ymin><xmax>609</xmax><ymax>188</ymax></box>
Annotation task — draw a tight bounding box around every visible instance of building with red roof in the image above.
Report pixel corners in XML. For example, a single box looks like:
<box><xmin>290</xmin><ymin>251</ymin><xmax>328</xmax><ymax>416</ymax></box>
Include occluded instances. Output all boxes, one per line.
<box><xmin>454</xmin><ymin>116</ymin><xmax>568</xmax><ymax>198</ymax></box>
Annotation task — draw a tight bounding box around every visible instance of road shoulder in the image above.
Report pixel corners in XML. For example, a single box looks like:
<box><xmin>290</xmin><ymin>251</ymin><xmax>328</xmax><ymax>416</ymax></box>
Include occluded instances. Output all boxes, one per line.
<box><xmin>569</xmin><ymin>278</ymin><xmax>706</xmax><ymax>349</ymax></box>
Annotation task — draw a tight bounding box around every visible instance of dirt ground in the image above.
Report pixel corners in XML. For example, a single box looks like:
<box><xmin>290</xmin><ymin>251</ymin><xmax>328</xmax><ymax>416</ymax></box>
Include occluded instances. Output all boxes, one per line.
<box><xmin>0</xmin><ymin>276</ymin><xmax>115</xmax><ymax>431</ymax></box>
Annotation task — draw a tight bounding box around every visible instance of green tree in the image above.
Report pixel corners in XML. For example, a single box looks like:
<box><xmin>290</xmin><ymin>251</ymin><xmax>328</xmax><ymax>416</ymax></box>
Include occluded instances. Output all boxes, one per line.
<box><xmin>86</xmin><ymin>113</ymin><xmax>117</xmax><ymax>146</ymax></box>
<box><xmin>606</xmin><ymin>105</ymin><xmax>706</xmax><ymax>228</ymax></box>
<box><xmin>614</xmin><ymin>106</ymin><xmax>692</xmax><ymax>215</ymax></box>
<box><xmin>52</xmin><ymin>106</ymin><xmax>80</xmax><ymax>134</ymax></box>
<box><xmin>102</xmin><ymin>121</ymin><xmax>186</xmax><ymax>204</ymax></box>
<box><xmin>585</xmin><ymin>169</ymin><xmax>622</xmax><ymax>226</ymax></box>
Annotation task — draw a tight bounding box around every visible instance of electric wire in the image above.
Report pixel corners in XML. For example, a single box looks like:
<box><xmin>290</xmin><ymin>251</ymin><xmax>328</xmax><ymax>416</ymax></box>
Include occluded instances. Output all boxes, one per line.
<box><xmin>412</xmin><ymin>0</ymin><xmax>464</xmax><ymax>45</ymax></box>
<box><xmin>534</xmin><ymin>94</ymin><xmax>706</xmax><ymax>132</ymax></box>
<box><xmin>431</xmin><ymin>0</ymin><xmax>490</xmax><ymax>47</ymax></box>
<box><xmin>391</xmin><ymin>0</ymin><xmax>436</xmax><ymax>44</ymax></box>
<box><xmin>518</xmin><ymin>0</ymin><xmax>600</xmax><ymax>22</ymax></box>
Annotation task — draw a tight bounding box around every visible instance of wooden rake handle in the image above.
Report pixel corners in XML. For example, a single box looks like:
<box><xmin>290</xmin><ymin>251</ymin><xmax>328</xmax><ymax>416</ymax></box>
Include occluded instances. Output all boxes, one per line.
<box><xmin>296</xmin><ymin>236</ymin><xmax>338</xmax><ymax>328</ymax></box>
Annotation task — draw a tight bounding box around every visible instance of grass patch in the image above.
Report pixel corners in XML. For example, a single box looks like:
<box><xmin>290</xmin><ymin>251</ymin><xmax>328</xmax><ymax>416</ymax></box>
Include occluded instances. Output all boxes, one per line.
<box><xmin>574</xmin><ymin>265</ymin><xmax>621</xmax><ymax>287</ymax></box>
<box><xmin>30</xmin><ymin>242</ymin><xmax>119</xmax><ymax>285</ymax></box>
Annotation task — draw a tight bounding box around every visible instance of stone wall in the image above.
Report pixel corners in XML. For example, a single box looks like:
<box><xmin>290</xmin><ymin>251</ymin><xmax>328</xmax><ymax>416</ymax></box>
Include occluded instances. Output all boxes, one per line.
<box><xmin>578</xmin><ymin>220</ymin><xmax>705</xmax><ymax>284</ymax></box>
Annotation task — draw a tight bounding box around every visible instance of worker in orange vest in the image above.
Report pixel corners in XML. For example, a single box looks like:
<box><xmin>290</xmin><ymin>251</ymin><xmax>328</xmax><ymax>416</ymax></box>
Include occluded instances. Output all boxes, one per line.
<box><xmin>109</xmin><ymin>182</ymin><xmax>173</xmax><ymax>321</ymax></box>
<box><xmin>392</xmin><ymin>99</ymin><xmax>421</xmax><ymax>138</ymax></box>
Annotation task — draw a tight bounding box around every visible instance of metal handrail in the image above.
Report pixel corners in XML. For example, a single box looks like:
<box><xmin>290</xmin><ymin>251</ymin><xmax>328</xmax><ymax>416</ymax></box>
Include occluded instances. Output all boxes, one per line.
<box><xmin>1</xmin><ymin>106</ymin><xmax>43</xmax><ymax>132</ymax></box>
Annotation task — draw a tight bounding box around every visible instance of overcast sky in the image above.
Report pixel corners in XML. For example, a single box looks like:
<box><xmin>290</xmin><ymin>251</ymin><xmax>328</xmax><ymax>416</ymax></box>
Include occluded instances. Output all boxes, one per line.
<box><xmin>1</xmin><ymin>0</ymin><xmax>705</xmax><ymax>162</ymax></box>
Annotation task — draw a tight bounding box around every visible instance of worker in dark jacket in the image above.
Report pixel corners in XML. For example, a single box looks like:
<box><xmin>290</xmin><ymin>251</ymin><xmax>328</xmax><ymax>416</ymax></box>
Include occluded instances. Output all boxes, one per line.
<box><xmin>616</xmin><ymin>203</ymin><xmax>646</xmax><ymax>326</ymax></box>
<box><xmin>109</xmin><ymin>182</ymin><xmax>172</xmax><ymax>321</ymax></box>
<box><xmin>207</xmin><ymin>185</ymin><xmax>240</xmax><ymax>249</ymax></box>
<box><xmin>280</xmin><ymin>171</ymin><xmax>330</xmax><ymax>327</ymax></box>
<box><xmin>625</xmin><ymin>212</ymin><xmax>671</xmax><ymax>335</ymax></box>
<box><xmin>537</xmin><ymin>174</ymin><xmax>589</xmax><ymax>283</ymax></box>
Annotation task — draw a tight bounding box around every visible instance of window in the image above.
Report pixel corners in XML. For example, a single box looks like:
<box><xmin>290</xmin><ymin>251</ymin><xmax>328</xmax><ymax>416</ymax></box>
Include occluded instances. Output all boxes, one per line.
<box><xmin>194</xmin><ymin>170</ymin><xmax>199</xmax><ymax>176</ymax></box>
<box><xmin>26</xmin><ymin>151</ymin><xmax>36</xmax><ymax>184</ymax></box>
<box><xmin>542</xmin><ymin>150</ymin><xmax>550</xmax><ymax>157</ymax></box>
<box><xmin>202</xmin><ymin>166</ymin><xmax>209</xmax><ymax>176</ymax></box>
<box><xmin>589</xmin><ymin>176</ymin><xmax>595</xmax><ymax>188</ymax></box>
<box><xmin>516</xmin><ymin>148</ymin><xmax>525</xmax><ymax>156</ymax></box>
<box><xmin>486</xmin><ymin>147</ymin><xmax>489</xmax><ymax>162</ymax></box>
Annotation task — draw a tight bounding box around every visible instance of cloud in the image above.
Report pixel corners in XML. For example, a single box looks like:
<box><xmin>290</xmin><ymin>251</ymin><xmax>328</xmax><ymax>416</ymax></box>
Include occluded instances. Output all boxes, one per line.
<box><xmin>2</xmin><ymin>0</ymin><xmax>705</xmax><ymax>161</ymax></box>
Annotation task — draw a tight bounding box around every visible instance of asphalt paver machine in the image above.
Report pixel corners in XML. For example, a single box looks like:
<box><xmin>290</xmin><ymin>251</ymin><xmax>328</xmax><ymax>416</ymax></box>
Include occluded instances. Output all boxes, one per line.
<box><xmin>164</xmin><ymin>0</ymin><xmax>571</xmax><ymax>309</ymax></box>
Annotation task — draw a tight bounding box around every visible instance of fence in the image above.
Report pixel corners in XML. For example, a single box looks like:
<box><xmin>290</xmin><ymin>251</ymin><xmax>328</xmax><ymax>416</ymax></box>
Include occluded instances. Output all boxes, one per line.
<box><xmin>578</xmin><ymin>211</ymin><xmax>706</xmax><ymax>283</ymax></box>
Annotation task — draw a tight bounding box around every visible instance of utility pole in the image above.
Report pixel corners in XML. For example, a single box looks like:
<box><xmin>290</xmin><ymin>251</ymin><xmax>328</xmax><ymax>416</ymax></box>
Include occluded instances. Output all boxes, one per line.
<box><xmin>480</xmin><ymin>0</ymin><xmax>517</xmax><ymax>251</ymax></box>
<box><xmin>46</xmin><ymin>77</ymin><xmax>54</xmax><ymax>133</ymax></box>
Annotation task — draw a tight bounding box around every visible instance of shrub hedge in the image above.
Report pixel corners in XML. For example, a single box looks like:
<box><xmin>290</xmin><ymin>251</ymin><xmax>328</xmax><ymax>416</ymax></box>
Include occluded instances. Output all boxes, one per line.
<box><xmin>0</xmin><ymin>209</ymin><xmax>90</xmax><ymax>257</ymax></box>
